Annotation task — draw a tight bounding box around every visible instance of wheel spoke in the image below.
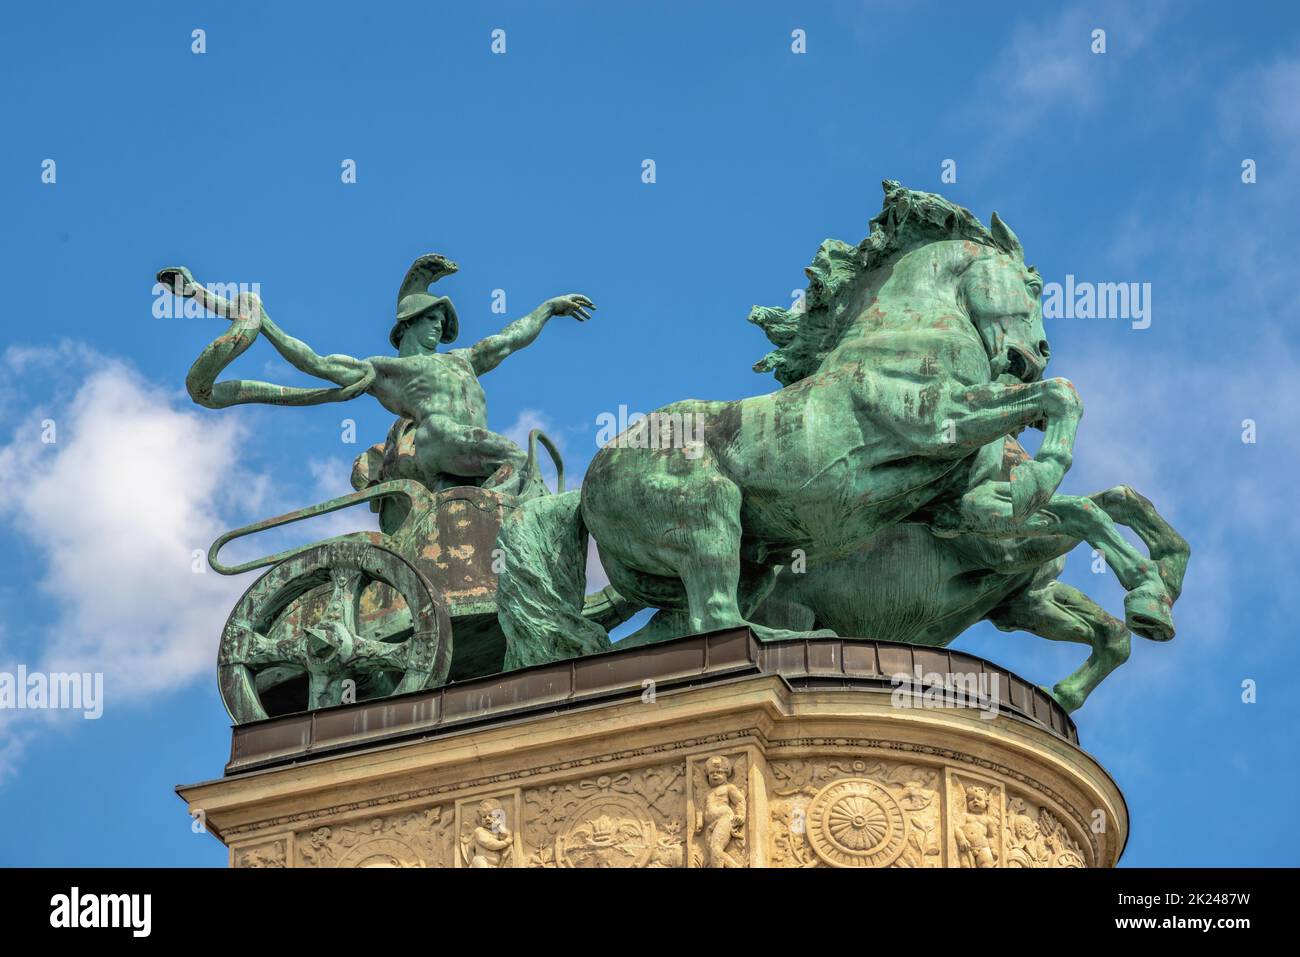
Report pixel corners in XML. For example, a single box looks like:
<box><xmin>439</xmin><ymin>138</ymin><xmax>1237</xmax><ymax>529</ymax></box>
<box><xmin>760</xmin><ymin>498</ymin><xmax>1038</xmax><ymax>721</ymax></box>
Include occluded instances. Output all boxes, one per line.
<box><xmin>224</xmin><ymin>629</ymin><xmax>308</xmax><ymax>668</ymax></box>
<box><xmin>348</xmin><ymin>636</ymin><xmax>410</xmax><ymax>673</ymax></box>
<box><xmin>324</xmin><ymin>569</ymin><xmax>365</xmax><ymax>637</ymax></box>
<box><xmin>307</xmin><ymin>671</ymin><xmax>341</xmax><ymax>710</ymax></box>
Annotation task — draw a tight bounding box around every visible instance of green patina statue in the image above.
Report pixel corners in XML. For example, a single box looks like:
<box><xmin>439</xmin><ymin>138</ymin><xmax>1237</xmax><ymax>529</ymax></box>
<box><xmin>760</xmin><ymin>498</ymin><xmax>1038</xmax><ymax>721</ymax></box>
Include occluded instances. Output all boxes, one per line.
<box><xmin>177</xmin><ymin>181</ymin><xmax>1186</xmax><ymax>722</ymax></box>
<box><xmin>745</xmin><ymin>436</ymin><xmax>1187</xmax><ymax>710</ymax></box>
<box><xmin>160</xmin><ymin>255</ymin><xmax>594</xmax><ymax>507</ymax></box>
<box><xmin>495</xmin><ymin>181</ymin><xmax>1186</xmax><ymax>710</ymax></box>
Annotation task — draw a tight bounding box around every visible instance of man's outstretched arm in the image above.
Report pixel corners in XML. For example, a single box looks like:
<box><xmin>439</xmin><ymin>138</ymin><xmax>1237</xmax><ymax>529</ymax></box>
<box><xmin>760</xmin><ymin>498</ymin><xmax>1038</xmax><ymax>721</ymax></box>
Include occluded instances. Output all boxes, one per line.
<box><xmin>468</xmin><ymin>294</ymin><xmax>595</xmax><ymax>375</ymax></box>
<box><xmin>256</xmin><ymin>313</ymin><xmax>370</xmax><ymax>388</ymax></box>
<box><xmin>160</xmin><ymin>266</ymin><xmax>373</xmax><ymax>409</ymax></box>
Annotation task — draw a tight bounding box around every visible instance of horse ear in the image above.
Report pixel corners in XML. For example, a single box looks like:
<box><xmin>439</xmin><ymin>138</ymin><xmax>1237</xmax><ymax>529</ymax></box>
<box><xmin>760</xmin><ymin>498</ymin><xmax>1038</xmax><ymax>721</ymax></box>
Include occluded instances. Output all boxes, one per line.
<box><xmin>990</xmin><ymin>212</ymin><xmax>1024</xmax><ymax>260</ymax></box>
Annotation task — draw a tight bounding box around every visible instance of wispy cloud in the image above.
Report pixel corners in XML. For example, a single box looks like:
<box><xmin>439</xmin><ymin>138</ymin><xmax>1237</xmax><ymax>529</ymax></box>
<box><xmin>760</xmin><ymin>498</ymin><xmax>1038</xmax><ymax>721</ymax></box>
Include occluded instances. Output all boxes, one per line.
<box><xmin>1022</xmin><ymin>50</ymin><xmax>1300</xmax><ymax>725</ymax></box>
<box><xmin>0</xmin><ymin>344</ymin><xmax>263</xmax><ymax>778</ymax></box>
<box><xmin>965</xmin><ymin>0</ymin><xmax>1171</xmax><ymax>144</ymax></box>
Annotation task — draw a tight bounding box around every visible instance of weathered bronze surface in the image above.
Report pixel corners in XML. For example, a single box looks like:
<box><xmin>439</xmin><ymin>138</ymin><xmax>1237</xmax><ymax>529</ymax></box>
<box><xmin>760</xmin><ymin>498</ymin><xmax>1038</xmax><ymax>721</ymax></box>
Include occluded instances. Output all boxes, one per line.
<box><xmin>171</xmin><ymin>182</ymin><xmax>1187</xmax><ymax>723</ymax></box>
<box><xmin>498</xmin><ymin>182</ymin><xmax>1187</xmax><ymax>711</ymax></box>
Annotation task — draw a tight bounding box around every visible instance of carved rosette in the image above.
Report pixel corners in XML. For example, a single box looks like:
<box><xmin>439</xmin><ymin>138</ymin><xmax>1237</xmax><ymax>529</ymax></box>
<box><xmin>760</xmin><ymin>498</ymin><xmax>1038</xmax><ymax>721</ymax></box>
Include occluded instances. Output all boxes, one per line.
<box><xmin>806</xmin><ymin>778</ymin><xmax>907</xmax><ymax>867</ymax></box>
<box><xmin>768</xmin><ymin>758</ymin><xmax>943</xmax><ymax>868</ymax></box>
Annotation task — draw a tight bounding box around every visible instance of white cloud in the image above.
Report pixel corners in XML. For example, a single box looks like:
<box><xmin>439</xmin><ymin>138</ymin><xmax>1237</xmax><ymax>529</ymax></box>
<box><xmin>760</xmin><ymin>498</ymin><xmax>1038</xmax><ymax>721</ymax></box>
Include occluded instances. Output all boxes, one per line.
<box><xmin>0</xmin><ymin>344</ymin><xmax>263</xmax><ymax>776</ymax></box>
<box><xmin>967</xmin><ymin>1</ymin><xmax>1170</xmax><ymax>143</ymax></box>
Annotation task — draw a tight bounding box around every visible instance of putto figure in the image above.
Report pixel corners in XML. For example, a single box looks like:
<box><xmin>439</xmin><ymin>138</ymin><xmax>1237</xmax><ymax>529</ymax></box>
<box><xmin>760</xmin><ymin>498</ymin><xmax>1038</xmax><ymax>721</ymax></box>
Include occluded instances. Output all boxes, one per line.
<box><xmin>462</xmin><ymin>799</ymin><xmax>513</xmax><ymax>868</ymax></box>
<box><xmin>159</xmin><ymin>255</ymin><xmax>595</xmax><ymax>501</ymax></box>
<box><xmin>696</xmin><ymin>755</ymin><xmax>747</xmax><ymax>868</ymax></box>
<box><xmin>955</xmin><ymin>785</ymin><xmax>998</xmax><ymax>869</ymax></box>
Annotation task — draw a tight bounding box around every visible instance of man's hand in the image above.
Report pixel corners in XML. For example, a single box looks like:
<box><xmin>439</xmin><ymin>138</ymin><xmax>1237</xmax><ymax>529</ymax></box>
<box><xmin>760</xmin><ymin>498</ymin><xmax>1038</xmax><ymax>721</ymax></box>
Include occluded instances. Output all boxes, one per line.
<box><xmin>469</xmin><ymin>294</ymin><xmax>596</xmax><ymax>375</ymax></box>
<box><xmin>546</xmin><ymin>294</ymin><xmax>596</xmax><ymax>321</ymax></box>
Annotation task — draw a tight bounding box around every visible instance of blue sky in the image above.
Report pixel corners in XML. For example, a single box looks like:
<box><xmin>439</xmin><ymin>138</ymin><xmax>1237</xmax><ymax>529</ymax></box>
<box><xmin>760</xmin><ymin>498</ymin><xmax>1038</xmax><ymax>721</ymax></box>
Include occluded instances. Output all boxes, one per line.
<box><xmin>1</xmin><ymin>0</ymin><xmax>1297</xmax><ymax>866</ymax></box>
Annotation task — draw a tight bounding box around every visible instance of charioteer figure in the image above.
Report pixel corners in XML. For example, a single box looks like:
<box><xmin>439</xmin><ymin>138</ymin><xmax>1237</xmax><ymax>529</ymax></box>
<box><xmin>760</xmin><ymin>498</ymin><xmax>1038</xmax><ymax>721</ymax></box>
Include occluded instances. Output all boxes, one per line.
<box><xmin>159</xmin><ymin>255</ymin><xmax>596</xmax><ymax>513</ymax></box>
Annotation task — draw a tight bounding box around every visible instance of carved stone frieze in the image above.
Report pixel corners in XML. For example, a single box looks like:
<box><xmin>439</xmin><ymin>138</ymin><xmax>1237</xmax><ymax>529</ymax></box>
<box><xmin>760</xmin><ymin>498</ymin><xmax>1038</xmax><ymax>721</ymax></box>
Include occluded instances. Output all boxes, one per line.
<box><xmin>293</xmin><ymin>805</ymin><xmax>454</xmax><ymax>868</ymax></box>
<box><xmin>768</xmin><ymin>758</ymin><xmax>942</xmax><ymax>867</ymax></box>
<box><xmin>235</xmin><ymin>838</ymin><xmax>288</xmax><ymax>868</ymax></box>
<box><xmin>1004</xmin><ymin>793</ymin><xmax>1089</xmax><ymax>868</ymax></box>
<box><xmin>523</xmin><ymin>766</ymin><xmax>685</xmax><ymax>868</ymax></box>
<box><xmin>204</xmin><ymin>681</ymin><xmax>1124</xmax><ymax>868</ymax></box>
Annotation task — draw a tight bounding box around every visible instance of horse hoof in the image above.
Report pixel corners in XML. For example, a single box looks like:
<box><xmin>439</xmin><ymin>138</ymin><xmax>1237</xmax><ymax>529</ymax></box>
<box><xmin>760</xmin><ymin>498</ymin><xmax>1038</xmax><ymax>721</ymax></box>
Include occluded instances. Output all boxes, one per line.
<box><xmin>1125</xmin><ymin>584</ymin><xmax>1174</xmax><ymax>642</ymax></box>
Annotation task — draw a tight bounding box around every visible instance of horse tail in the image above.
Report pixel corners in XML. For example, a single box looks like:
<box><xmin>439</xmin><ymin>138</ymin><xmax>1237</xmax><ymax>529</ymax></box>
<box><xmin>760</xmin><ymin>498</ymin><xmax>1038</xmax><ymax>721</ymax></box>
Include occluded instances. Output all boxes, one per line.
<box><xmin>524</xmin><ymin>428</ymin><xmax>565</xmax><ymax>493</ymax></box>
<box><xmin>497</xmin><ymin>489</ymin><xmax>611</xmax><ymax>669</ymax></box>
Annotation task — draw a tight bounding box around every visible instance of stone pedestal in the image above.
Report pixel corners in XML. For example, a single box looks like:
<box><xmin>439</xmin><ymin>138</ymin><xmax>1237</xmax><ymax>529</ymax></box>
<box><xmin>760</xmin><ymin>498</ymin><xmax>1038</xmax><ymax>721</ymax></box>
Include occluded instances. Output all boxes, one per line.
<box><xmin>177</xmin><ymin>630</ymin><xmax>1125</xmax><ymax>867</ymax></box>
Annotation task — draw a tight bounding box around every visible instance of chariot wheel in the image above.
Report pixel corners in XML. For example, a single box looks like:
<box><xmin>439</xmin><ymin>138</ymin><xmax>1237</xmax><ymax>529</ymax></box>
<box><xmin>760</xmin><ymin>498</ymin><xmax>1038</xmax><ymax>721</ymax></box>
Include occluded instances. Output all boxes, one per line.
<box><xmin>218</xmin><ymin>539</ymin><xmax>452</xmax><ymax>723</ymax></box>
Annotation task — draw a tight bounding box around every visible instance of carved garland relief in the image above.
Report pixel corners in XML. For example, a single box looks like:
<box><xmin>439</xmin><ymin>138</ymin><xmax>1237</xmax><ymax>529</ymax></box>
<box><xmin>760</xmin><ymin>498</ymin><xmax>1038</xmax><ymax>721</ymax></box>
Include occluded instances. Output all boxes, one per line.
<box><xmin>294</xmin><ymin>806</ymin><xmax>455</xmax><ymax>868</ymax></box>
<box><xmin>268</xmin><ymin>751</ymin><xmax>1094</xmax><ymax>868</ymax></box>
<box><xmin>524</xmin><ymin>766</ymin><xmax>686</xmax><ymax>868</ymax></box>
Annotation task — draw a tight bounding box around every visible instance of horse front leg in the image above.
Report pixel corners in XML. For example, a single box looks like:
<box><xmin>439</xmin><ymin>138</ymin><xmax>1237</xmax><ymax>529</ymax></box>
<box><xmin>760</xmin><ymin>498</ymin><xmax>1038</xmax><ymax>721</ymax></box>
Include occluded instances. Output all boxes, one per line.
<box><xmin>938</xmin><ymin>486</ymin><xmax>1175</xmax><ymax>642</ymax></box>
<box><xmin>1015</xmin><ymin>495</ymin><xmax>1176</xmax><ymax>642</ymax></box>
<box><xmin>1091</xmin><ymin>485</ymin><xmax>1190</xmax><ymax>601</ymax></box>
<box><xmin>988</xmin><ymin>581</ymin><xmax>1130</xmax><ymax>713</ymax></box>
<box><xmin>936</xmin><ymin>378</ymin><xmax>1083</xmax><ymax>521</ymax></box>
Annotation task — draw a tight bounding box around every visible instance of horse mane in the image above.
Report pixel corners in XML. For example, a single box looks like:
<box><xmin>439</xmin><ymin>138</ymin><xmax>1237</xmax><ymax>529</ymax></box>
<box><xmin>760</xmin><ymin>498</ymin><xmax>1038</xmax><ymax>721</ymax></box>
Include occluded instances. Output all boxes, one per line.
<box><xmin>749</xmin><ymin>180</ymin><xmax>1020</xmax><ymax>385</ymax></box>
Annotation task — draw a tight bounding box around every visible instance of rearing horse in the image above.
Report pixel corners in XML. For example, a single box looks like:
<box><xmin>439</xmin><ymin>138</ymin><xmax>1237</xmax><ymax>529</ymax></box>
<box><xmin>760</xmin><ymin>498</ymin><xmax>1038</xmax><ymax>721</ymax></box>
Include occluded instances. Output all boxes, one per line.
<box><xmin>747</xmin><ymin>435</ymin><xmax>1187</xmax><ymax>711</ymax></box>
<box><xmin>497</xmin><ymin>183</ymin><xmax>1175</xmax><ymax>668</ymax></box>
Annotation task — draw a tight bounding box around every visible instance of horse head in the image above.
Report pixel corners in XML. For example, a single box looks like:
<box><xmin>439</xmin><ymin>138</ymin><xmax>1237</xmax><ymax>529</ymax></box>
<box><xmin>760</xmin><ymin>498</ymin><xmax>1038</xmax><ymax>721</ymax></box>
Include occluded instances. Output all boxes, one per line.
<box><xmin>959</xmin><ymin>213</ymin><xmax>1049</xmax><ymax>384</ymax></box>
<box><xmin>749</xmin><ymin>182</ymin><xmax>1050</xmax><ymax>389</ymax></box>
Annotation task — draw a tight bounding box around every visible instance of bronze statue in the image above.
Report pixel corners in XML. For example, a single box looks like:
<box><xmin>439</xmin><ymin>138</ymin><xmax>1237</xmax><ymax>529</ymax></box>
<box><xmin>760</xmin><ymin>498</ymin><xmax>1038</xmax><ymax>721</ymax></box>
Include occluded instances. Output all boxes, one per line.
<box><xmin>160</xmin><ymin>255</ymin><xmax>594</xmax><ymax>500</ymax></box>
<box><xmin>173</xmin><ymin>183</ymin><xmax>1188</xmax><ymax>723</ymax></box>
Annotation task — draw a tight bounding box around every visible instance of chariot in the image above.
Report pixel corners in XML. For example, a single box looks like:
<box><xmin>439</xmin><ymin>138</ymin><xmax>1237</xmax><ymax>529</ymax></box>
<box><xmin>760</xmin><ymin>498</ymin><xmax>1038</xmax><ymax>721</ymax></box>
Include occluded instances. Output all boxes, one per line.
<box><xmin>209</xmin><ymin>435</ymin><xmax>622</xmax><ymax>724</ymax></box>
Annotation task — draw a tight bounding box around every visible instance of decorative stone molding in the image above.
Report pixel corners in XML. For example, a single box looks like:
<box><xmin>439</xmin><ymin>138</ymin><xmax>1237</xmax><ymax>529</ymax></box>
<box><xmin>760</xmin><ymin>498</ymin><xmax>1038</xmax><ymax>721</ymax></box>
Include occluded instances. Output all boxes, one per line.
<box><xmin>180</xmin><ymin>673</ymin><xmax>1123</xmax><ymax>868</ymax></box>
